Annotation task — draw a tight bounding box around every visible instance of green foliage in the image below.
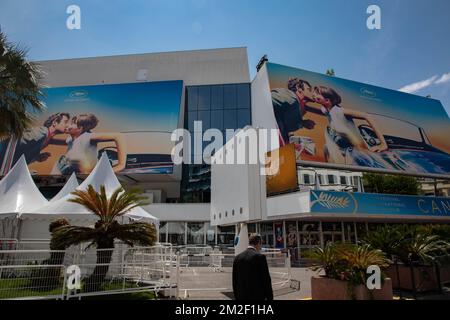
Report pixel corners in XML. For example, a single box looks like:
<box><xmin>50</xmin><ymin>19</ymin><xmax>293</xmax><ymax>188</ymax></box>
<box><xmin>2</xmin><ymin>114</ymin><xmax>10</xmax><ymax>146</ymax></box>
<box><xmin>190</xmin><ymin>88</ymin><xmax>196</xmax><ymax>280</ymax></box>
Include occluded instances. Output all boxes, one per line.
<box><xmin>362</xmin><ymin>224</ymin><xmax>450</xmax><ymax>265</ymax></box>
<box><xmin>309</xmin><ymin>243</ymin><xmax>389</xmax><ymax>286</ymax></box>
<box><xmin>0</xmin><ymin>30</ymin><xmax>45</xmax><ymax>139</ymax></box>
<box><xmin>363</xmin><ymin>173</ymin><xmax>421</xmax><ymax>195</ymax></box>
<box><xmin>50</xmin><ymin>185</ymin><xmax>157</xmax><ymax>292</ymax></box>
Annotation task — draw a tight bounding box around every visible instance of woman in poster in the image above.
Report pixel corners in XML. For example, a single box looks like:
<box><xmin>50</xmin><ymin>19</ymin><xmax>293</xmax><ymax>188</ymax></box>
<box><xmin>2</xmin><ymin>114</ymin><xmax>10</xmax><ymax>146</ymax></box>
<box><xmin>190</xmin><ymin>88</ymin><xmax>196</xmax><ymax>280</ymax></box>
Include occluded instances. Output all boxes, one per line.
<box><xmin>51</xmin><ymin>113</ymin><xmax>127</xmax><ymax>174</ymax></box>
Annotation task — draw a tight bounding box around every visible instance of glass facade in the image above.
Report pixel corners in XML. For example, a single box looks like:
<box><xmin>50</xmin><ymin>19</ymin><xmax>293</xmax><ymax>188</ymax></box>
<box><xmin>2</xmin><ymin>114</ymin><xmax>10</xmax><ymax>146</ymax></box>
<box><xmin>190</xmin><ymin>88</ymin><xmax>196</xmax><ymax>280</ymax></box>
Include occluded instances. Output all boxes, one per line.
<box><xmin>182</xmin><ymin>83</ymin><xmax>251</xmax><ymax>202</ymax></box>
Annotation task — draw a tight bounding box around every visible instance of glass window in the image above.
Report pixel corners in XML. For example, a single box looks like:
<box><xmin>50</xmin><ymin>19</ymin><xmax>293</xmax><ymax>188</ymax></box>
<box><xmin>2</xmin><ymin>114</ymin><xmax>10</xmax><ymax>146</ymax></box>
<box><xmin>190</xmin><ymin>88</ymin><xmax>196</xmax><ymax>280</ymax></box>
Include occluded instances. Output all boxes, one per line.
<box><xmin>236</xmin><ymin>84</ymin><xmax>250</xmax><ymax>109</ymax></box>
<box><xmin>328</xmin><ymin>175</ymin><xmax>336</xmax><ymax>185</ymax></box>
<box><xmin>198</xmin><ymin>86</ymin><xmax>211</xmax><ymax>110</ymax></box>
<box><xmin>224</xmin><ymin>84</ymin><xmax>237</xmax><ymax>109</ymax></box>
<box><xmin>159</xmin><ymin>222</ymin><xmax>167</xmax><ymax>243</ymax></box>
<box><xmin>198</xmin><ymin>110</ymin><xmax>211</xmax><ymax>131</ymax></box>
<box><xmin>286</xmin><ymin>221</ymin><xmax>298</xmax><ymax>248</ymax></box>
<box><xmin>298</xmin><ymin>222</ymin><xmax>319</xmax><ymax>232</ymax></box>
<box><xmin>322</xmin><ymin>222</ymin><xmax>342</xmax><ymax>232</ymax></box>
<box><xmin>187</xmin><ymin>222</ymin><xmax>205</xmax><ymax>245</ymax></box>
<box><xmin>303</xmin><ymin>174</ymin><xmax>311</xmax><ymax>185</ymax></box>
<box><xmin>205</xmin><ymin>223</ymin><xmax>216</xmax><ymax>246</ymax></box>
<box><xmin>188</xmin><ymin>111</ymin><xmax>198</xmax><ymax>132</ymax></box>
<box><xmin>210</xmin><ymin>110</ymin><xmax>224</xmax><ymax>131</ymax></box>
<box><xmin>217</xmin><ymin>225</ymin><xmax>235</xmax><ymax>246</ymax></box>
<box><xmin>340</xmin><ymin>176</ymin><xmax>347</xmax><ymax>185</ymax></box>
<box><xmin>260</xmin><ymin>222</ymin><xmax>274</xmax><ymax>248</ymax></box>
<box><xmin>168</xmin><ymin>222</ymin><xmax>185</xmax><ymax>245</ymax></box>
<box><xmin>237</xmin><ymin>109</ymin><xmax>251</xmax><ymax>129</ymax></box>
<box><xmin>224</xmin><ymin>109</ymin><xmax>237</xmax><ymax>130</ymax></box>
<box><xmin>247</xmin><ymin>223</ymin><xmax>257</xmax><ymax>234</ymax></box>
<box><xmin>352</xmin><ymin>176</ymin><xmax>359</xmax><ymax>186</ymax></box>
<box><xmin>211</xmin><ymin>85</ymin><xmax>224</xmax><ymax>110</ymax></box>
<box><xmin>318</xmin><ymin>174</ymin><xmax>325</xmax><ymax>185</ymax></box>
<box><xmin>187</xmin><ymin>86</ymin><xmax>198</xmax><ymax>111</ymax></box>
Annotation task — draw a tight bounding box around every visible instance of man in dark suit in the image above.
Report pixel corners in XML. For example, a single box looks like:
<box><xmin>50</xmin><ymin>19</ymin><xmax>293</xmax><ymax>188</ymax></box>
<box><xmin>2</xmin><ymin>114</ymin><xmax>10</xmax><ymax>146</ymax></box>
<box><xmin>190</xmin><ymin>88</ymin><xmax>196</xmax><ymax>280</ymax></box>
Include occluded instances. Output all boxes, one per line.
<box><xmin>232</xmin><ymin>234</ymin><xmax>273</xmax><ymax>300</ymax></box>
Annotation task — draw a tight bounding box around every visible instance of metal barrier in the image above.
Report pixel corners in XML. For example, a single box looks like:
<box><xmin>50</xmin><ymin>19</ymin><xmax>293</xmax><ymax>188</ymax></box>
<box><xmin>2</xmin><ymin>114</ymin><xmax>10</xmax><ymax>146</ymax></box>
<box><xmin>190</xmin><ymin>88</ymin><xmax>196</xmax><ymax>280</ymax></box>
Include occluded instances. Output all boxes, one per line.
<box><xmin>0</xmin><ymin>239</ymin><xmax>18</xmax><ymax>251</ymax></box>
<box><xmin>177</xmin><ymin>251</ymin><xmax>296</xmax><ymax>299</ymax></box>
<box><xmin>0</xmin><ymin>245</ymin><xmax>300</xmax><ymax>300</ymax></box>
<box><xmin>0</xmin><ymin>264</ymin><xmax>67</xmax><ymax>300</ymax></box>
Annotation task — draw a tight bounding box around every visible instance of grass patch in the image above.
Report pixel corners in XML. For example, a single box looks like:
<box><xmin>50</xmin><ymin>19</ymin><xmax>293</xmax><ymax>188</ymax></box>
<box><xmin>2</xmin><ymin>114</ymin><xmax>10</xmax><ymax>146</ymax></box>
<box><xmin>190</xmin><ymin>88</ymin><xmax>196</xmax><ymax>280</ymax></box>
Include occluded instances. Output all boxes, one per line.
<box><xmin>0</xmin><ymin>278</ymin><xmax>64</xmax><ymax>299</ymax></box>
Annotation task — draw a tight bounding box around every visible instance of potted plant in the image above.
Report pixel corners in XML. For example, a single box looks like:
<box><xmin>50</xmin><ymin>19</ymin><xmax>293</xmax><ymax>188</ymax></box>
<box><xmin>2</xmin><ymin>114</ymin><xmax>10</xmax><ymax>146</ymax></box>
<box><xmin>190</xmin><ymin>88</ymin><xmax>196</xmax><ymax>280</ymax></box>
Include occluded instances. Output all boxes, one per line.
<box><xmin>309</xmin><ymin>243</ymin><xmax>393</xmax><ymax>300</ymax></box>
<box><xmin>363</xmin><ymin>225</ymin><xmax>450</xmax><ymax>293</ymax></box>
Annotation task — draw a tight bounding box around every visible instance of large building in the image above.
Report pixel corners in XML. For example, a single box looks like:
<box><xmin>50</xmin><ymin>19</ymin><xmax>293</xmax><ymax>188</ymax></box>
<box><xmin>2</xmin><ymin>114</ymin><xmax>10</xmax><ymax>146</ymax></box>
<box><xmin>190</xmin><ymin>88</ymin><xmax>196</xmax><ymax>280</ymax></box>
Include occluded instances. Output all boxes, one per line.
<box><xmin>1</xmin><ymin>47</ymin><xmax>450</xmax><ymax>250</ymax></box>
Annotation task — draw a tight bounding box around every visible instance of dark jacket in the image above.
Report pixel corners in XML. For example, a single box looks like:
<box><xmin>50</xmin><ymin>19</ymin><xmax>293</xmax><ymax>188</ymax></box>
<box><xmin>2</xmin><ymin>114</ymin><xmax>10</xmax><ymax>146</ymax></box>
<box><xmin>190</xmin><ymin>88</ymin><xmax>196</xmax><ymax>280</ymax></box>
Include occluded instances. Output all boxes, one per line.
<box><xmin>232</xmin><ymin>248</ymin><xmax>273</xmax><ymax>300</ymax></box>
<box><xmin>271</xmin><ymin>88</ymin><xmax>303</xmax><ymax>144</ymax></box>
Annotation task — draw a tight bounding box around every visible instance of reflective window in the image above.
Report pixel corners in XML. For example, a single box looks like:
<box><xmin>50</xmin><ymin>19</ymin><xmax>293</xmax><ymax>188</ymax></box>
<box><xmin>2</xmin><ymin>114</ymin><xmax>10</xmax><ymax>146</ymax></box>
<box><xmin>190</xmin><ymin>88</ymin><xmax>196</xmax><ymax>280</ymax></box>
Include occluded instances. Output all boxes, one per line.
<box><xmin>211</xmin><ymin>85</ymin><xmax>224</xmax><ymax>110</ymax></box>
<box><xmin>303</xmin><ymin>174</ymin><xmax>311</xmax><ymax>185</ymax></box>
<box><xmin>237</xmin><ymin>109</ymin><xmax>251</xmax><ymax>129</ymax></box>
<box><xmin>198</xmin><ymin>86</ymin><xmax>211</xmax><ymax>110</ymax></box>
<box><xmin>237</xmin><ymin>84</ymin><xmax>250</xmax><ymax>109</ymax></box>
<box><xmin>205</xmin><ymin>223</ymin><xmax>216</xmax><ymax>246</ymax></box>
<box><xmin>168</xmin><ymin>222</ymin><xmax>185</xmax><ymax>245</ymax></box>
<box><xmin>159</xmin><ymin>222</ymin><xmax>167</xmax><ymax>243</ymax></box>
<box><xmin>223</xmin><ymin>109</ymin><xmax>237</xmax><ymax>129</ymax></box>
<box><xmin>198</xmin><ymin>110</ymin><xmax>211</xmax><ymax>131</ymax></box>
<box><xmin>340</xmin><ymin>176</ymin><xmax>347</xmax><ymax>185</ymax></box>
<box><xmin>187</xmin><ymin>86</ymin><xmax>198</xmax><ymax>111</ymax></box>
<box><xmin>224</xmin><ymin>84</ymin><xmax>237</xmax><ymax>109</ymax></box>
<box><xmin>210</xmin><ymin>110</ymin><xmax>224</xmax><ymax>131</ymax></box>
<box><xmin>188</xmin><ymin>111</ymin><xmax>197</xmax><ymax>132</ymax></box>
<box><xmin>217</xmin><ymin>225</ymin><xmax>235</xmax><ymax>246</ymax></box>
<box><xmin>187</xmin><ymin>222</ymin><xmax>205</xmax><ymax>245</ymax></box>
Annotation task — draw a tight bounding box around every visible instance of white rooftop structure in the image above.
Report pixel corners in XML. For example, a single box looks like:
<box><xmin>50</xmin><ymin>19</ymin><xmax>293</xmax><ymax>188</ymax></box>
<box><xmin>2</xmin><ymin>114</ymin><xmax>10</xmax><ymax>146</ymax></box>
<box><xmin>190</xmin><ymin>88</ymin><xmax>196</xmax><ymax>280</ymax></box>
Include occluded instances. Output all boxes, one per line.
<box><xmin>0</xmin><ymin>155</ymin><xmax>48</xmax><ymax>219</ymax></box>
<box><xmin>50</xmin><ymin>173</ymin><xmax>79</xmax><ymax>202</ymax></box>
<box><xmin>22</xmin><ymin>153</ymin><xmax>158</xmax><ymax>224</ymax></box>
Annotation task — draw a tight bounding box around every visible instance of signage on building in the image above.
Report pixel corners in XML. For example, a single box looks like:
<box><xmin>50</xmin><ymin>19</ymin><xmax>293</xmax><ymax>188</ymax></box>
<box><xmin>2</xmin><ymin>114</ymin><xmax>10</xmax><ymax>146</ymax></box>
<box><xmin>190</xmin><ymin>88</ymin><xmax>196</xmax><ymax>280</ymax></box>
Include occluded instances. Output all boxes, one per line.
<box><xmin>254</xmin><ymin>62</ymin><xmax>450</xmax><ymax>178</ymax></box>
<box><xmin>0</xmin><ymin>80</ymin><xmax>183</xmax><ymax>176</ymax></box>
<box><xmin>310</xmin><ymin>190</ymin><xmax>450</xmax><ymax>217</ymax></box>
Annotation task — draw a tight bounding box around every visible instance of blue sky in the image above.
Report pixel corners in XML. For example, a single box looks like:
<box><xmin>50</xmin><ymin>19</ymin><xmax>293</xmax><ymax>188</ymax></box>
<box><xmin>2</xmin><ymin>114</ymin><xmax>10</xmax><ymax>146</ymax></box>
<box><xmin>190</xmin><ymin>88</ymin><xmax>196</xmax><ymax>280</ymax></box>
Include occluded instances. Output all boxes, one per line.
<box><xmin>1</xmin><ymin>0</ymin><xmax>449</xmax><ymax>114</ymax></box>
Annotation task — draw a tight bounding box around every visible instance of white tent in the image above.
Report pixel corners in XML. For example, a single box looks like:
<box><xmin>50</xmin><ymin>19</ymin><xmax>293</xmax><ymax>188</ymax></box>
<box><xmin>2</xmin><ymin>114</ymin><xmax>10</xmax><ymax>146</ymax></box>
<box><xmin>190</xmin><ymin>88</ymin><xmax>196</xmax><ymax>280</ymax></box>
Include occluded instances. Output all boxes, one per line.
<box><xmin>0</xmin><ymin>155</ymin><xmax>48</xmax><ymax>238</ymax></box>
<box><xmin>19</xmin><ymin>153</ymin><xmax>158</xmax><ymax>240</ymax></box>
<box><xmin>51</xmin><ymin>172</ymin><xmax>79</xmax><ymax>202</ymax></box>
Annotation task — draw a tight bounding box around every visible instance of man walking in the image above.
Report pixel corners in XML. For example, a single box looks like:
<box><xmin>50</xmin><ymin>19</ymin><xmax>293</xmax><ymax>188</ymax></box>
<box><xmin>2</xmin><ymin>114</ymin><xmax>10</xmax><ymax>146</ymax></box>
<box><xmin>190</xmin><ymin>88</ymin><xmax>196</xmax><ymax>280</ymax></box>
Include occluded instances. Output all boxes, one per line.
<box><xmin>232</xmin><ymin>234</ymin><xmax>273</xmax><ymax>300</ymax></box>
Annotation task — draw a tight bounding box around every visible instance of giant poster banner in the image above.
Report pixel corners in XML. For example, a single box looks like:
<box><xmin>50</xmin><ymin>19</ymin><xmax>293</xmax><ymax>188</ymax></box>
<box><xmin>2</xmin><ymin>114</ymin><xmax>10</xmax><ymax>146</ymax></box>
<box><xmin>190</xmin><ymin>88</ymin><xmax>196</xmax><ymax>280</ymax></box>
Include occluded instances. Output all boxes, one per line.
<box><xmin>0</xmin><ymin>80</ymin><xmax>183</xmax><ymax>175</ymax></box>
<box><xmin>264</xmin><ymin>63</ymin><xmax>450</xmax><ymax>177</ymax></box>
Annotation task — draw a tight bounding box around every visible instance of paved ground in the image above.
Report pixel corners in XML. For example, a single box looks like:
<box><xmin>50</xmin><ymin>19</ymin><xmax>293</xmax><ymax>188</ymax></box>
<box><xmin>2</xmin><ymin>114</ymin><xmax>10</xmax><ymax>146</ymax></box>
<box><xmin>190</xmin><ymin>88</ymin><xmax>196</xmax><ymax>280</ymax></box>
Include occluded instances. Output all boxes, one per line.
<box><xmin>174</xmin><ymin>266</ymin><xmax>450</xmax><ymax>300</ymax></box>
<box><xmin>176</xmin><ymin>266</ymin><xmax>319</xmax><ymax>300</ymax></box>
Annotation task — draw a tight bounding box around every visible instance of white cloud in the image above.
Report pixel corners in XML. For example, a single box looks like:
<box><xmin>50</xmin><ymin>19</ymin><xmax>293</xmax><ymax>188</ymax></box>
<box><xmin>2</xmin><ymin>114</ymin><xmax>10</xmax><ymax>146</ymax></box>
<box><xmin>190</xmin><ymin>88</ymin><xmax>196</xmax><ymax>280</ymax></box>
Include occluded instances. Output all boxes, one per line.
<box><xmin>399</xmin><ymin>75</ymin><xmax>438</xmax><ymax>93</ymax></box>
<box><xmin>399</xmin><ymin>71</ymin><xmax>450</xmax><ymax>94</ymax></box>
<box><xmin>435</xmin><ymin>72</ymin><xmax>450</xmax><ymax>84</ymax></box>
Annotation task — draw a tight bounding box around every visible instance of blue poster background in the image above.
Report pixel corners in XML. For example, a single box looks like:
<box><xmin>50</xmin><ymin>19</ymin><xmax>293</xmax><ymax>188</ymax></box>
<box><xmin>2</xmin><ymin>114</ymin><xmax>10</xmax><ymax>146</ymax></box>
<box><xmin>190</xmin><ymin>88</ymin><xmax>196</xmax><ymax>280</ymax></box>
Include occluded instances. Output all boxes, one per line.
<box><xmin>310</xmin><ymin>190</ymin><xmax>450</xmax><ymax>217</ymax></box>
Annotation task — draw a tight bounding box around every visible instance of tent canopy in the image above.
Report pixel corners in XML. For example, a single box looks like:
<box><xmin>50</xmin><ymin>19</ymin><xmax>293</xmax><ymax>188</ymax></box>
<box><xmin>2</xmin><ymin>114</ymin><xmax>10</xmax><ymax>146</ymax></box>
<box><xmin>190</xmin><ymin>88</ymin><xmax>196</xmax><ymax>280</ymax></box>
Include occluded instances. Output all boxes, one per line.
<box><xmin>0</xmin><ymin>155</ymin><xmax>48</xmax><ymax>218</ymax></box>
<box><xmin>51</xmin><ymin>172</ymin><xmax>79</xmax><ymax>202</ymax></box>
<box><xmin>22</xmin><ymin>153</ymin><xmax>158</xmax><ymax>224</ymax></box>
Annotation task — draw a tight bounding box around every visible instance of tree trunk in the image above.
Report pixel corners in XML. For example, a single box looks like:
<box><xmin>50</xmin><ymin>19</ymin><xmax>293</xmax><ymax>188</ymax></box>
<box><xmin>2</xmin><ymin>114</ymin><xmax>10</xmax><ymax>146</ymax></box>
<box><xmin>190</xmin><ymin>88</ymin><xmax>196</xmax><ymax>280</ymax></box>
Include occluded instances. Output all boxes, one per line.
<box><xmin>85</xmin><ymin>242</ymin><xmax>114</xmax><ymax>292</ymax></box>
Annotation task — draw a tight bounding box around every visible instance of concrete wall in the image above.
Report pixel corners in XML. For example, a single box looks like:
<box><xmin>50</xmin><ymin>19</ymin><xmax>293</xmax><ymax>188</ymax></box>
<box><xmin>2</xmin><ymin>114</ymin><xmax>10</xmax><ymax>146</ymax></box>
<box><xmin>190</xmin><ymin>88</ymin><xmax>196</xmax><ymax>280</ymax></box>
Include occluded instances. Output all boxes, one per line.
<box><xmin>143</xmin><ymin>203</ymin><xmax>210</xmax><ymax>222</ymax></box>
<box><xmin>37</xmin><ymin>47</ymin><xmax>250</xmax><ymax>87</ymax></box>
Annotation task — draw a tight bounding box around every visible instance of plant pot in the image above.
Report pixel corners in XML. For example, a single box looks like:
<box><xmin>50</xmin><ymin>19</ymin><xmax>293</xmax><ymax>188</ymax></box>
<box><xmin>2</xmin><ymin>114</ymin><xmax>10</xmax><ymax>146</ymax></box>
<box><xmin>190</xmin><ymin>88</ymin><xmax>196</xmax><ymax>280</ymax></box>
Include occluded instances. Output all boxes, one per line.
<box><xmin>386</xmin><ymin>264</ymin><xmax>449</xmax><ymax>292</ymax></box>
<box><xmin>311</xmin><ymin>276</ymin><xmax>393</xmax><ymax>300</ymax></box>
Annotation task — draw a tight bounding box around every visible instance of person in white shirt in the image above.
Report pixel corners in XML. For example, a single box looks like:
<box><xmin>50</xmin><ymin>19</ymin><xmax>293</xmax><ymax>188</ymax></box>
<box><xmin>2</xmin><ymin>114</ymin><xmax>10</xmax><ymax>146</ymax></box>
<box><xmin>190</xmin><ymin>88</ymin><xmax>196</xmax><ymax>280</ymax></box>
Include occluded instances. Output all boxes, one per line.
<box><xmin>51</xmin><ymin>113</ymin><xmax>126</xmax><ymax>174</ymax></box>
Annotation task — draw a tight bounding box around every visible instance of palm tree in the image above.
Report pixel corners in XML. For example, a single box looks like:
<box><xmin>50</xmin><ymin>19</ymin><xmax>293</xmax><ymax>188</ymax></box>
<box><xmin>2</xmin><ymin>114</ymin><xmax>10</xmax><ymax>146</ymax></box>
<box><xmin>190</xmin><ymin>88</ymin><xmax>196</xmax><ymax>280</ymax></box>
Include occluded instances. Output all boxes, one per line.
<box><xmin>0</xmin><ymin>30</ymin><xmax>45</xmax><ymax>139</ymax></box>
<box><xmin>50</xmin><ymin>185</ymin><xmax>157</xmax><ymax>292</ymax></box>
<box><xmin>326</xmin><ymin>69</ymin><xmax>335</xmax><ymax>76</ymax></box>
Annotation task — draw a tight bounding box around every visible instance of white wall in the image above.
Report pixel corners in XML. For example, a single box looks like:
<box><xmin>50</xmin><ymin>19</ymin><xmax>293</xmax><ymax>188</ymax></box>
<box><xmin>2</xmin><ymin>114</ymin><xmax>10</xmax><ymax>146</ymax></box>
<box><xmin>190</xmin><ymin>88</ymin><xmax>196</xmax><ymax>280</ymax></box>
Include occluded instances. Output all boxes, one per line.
<box><xmin>210</xmin><ymin>128</ymin><xmax>267</xmax><ymax>226</ymax></box>
<box><xmin>37</xmin><ymin>47</ymin><xmax>250</xmax><ymax>87</ymax></box>
<box><xmin>266</xmin><ymin>191</ymin><xmax>310</xmax><ymax>218</ymax></box>
<box><xmin>143</xmin><ymin>203</ymin><xmax>210</xmax><ymax>222</ymax></box>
